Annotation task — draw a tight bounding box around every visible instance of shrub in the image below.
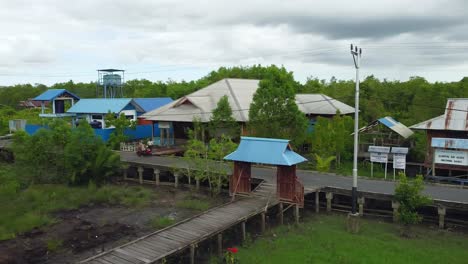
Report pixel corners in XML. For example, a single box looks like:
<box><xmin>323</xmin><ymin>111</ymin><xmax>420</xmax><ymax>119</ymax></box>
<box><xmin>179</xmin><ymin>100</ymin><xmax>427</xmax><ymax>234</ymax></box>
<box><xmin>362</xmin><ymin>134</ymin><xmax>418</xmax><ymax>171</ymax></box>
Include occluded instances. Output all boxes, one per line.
<box><xmin>394</xmin><ymin>173</ymin><xmax>432</xmax><ymax>236</ymax></box>
<box><xmin>150</xmin><ymin>216</ymin><xmax>175</xmax><ymax>229</ymax></box>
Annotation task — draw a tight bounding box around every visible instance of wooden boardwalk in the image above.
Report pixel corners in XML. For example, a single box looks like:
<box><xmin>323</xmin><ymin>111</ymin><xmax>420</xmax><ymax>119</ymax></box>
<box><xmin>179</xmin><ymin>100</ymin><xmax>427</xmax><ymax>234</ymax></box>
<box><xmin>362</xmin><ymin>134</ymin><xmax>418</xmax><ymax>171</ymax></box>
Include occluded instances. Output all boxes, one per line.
<box><xmin>81</xmin><ymin>188</ymin><xmax>278</xmax><ymax>264</ymax></box>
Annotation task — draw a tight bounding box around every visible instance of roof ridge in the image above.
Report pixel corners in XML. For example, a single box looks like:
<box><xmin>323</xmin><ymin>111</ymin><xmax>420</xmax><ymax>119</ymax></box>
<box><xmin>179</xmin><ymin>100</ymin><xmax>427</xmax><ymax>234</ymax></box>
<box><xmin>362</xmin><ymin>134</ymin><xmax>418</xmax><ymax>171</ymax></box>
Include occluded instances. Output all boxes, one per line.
<box><xmin>321</xmin><ymin>94</ymin><xmax>339</xmax><ymax>112</ymax></box>
<box><xmin>224</xmin><ymin>79</ymin><xmax>246</xmax><ymax>121</ymax></box>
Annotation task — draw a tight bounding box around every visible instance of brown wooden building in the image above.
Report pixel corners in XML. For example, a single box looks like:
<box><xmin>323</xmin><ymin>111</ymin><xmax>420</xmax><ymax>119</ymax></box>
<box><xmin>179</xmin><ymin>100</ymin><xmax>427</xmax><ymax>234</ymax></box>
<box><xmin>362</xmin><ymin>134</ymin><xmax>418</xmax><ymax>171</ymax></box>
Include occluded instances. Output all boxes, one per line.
<box><xmin>224</xmin><ymin>136</ymin><xmax>308</xmax><ymax>206</ymax></box>
<box><xmin>411</xmin><ymin>99</ymin><xmax>468</xmax><ymax>176</ymax></box>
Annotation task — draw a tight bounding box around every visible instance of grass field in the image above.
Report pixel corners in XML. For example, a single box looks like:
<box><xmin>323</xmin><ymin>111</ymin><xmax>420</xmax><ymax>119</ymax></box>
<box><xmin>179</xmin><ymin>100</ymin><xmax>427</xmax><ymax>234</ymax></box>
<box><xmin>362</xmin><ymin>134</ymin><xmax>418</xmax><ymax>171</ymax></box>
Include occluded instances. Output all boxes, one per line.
<box><xmin>0</xmin><ymin>184</ymin><xmax>154</xmax><ymax>240</ymax></box>
<box><xmin>234</xmin><ymin>214</ymin><xmax>468</xmax><ymax>264</ymax></box>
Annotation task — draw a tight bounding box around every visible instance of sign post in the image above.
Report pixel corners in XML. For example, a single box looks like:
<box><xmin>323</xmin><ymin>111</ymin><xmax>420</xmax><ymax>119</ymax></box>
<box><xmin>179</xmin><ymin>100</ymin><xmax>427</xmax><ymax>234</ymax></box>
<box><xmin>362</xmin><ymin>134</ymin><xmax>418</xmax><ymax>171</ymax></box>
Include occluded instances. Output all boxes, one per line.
<box><xmin>391</xmin><ymin>147</ymin><xmax>409</xmax><ymax>181</ymax></box>
<box><xmin>368</xmin><ymin>146</ymin><xmax>390</xmax><ymax>179</ymax></box>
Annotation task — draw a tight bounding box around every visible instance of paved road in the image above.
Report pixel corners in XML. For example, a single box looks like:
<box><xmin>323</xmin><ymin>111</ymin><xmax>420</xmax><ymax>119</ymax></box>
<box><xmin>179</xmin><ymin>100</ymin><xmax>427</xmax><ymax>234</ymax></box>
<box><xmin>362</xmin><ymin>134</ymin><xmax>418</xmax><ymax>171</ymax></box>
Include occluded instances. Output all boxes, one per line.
<box><xmin>119</xmin><ymin>152</ymin><xmax>468</xmax><ymax>205</ymax></box>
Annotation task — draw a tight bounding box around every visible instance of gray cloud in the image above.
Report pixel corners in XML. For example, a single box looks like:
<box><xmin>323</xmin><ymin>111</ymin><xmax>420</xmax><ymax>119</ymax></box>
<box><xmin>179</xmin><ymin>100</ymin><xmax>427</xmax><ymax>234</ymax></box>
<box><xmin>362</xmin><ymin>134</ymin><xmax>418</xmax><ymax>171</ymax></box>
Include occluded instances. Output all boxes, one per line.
<box><xmin>1</xmin><ymin>0</ymin><xmax>468</xmax><ymax>85</ymax></box>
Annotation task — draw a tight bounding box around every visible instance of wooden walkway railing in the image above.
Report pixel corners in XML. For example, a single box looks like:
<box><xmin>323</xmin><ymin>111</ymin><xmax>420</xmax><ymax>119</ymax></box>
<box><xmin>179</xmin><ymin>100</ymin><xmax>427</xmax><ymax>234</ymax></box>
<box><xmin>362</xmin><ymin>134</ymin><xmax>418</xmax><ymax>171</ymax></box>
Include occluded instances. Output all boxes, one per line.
<box><xmin>80</xmin><ymin>193</ymin><xmax>278</xmax><ymax>264</ymax></box>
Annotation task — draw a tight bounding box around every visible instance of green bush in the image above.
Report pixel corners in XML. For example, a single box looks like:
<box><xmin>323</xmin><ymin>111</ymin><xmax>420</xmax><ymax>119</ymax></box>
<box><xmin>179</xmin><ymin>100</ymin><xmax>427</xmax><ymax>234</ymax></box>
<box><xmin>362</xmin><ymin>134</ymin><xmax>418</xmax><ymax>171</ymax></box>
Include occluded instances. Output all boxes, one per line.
<box><xmin>395</xmin><ymin>173</ymin><xmax>432</xmax><ymax>230</ymax></box>
<box><xmin>150</xmin><ymin>216</ymin><xmax>175</xmax><ymax>229</ymax></box>
<box><xmin>46</xmin><ymin>238</ymin><xmax>63</xmax><ymax>252</ymax></box>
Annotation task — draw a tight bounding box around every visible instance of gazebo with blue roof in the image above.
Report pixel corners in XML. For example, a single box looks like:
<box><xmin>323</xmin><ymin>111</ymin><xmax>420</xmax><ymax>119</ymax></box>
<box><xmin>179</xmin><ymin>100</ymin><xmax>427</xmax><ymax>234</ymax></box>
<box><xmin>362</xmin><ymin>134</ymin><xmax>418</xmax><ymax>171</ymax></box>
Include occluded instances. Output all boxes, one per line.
<box><xmin>224</xmin><ymin>136</ymin><xmax>308</xmax><ymax>206</ymax></box>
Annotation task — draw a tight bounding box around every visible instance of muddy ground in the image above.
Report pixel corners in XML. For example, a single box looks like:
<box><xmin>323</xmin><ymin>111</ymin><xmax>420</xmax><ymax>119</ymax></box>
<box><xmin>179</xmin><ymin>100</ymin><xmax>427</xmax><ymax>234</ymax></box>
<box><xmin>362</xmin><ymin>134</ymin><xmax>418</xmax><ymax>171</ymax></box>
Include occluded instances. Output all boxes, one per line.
<box><xmin>0</xmin><ymin>185</ymin><xmax>227</xmax><ymax>264</ymax></box>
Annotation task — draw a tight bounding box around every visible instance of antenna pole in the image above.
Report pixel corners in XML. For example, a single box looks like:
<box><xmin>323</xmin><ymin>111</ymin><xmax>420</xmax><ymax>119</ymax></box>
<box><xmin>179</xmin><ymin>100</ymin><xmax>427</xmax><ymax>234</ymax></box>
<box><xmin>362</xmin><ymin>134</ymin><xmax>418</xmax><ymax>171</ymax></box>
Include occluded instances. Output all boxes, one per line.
<box><xmin>350</xmin><ymin>44</ymin><xmax>362</xmax><ymax>215</ymax></box>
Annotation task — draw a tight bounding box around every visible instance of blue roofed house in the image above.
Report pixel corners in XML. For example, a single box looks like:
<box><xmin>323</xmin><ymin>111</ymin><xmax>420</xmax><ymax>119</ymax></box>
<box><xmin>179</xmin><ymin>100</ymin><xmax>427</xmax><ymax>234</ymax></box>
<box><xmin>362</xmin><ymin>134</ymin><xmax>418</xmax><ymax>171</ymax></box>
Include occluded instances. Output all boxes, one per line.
<box><xmin>224</xmin><ymin>136</ymin><xmax>307</xmax><ymax>206</ymax></box>
<box><xmin>67</xmin><ymin>98</ymin><xmax>145</xmax><ymax>128</ymax></box>
<box><xmin>32</xmin><ymin>89</ymin><xmax>80</xmax><ymax>118</ymax></box>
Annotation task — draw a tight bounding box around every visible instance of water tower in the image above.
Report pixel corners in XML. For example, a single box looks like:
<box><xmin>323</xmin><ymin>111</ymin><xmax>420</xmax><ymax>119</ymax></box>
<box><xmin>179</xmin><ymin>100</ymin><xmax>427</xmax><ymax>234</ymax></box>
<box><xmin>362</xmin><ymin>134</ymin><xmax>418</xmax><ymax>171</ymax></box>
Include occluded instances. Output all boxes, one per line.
<box><xmin>97</xmin><ymin>69</ymin><xmax>125</xmax><ymax>98</ymax></box>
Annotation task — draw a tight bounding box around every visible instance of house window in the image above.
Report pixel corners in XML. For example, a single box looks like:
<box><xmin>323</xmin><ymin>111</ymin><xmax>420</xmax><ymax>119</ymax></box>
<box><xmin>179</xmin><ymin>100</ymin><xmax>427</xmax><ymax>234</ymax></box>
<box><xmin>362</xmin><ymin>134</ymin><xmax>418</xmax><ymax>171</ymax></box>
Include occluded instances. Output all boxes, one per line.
<box><xmin>91</xmin><ymin>114</ymin><xmax>103</xmax><ymax>120</ymax></box>
<box><xmin>125</xmin><ymin>115</ymin><xmax>134</xmax><ymax>120</ymax></box>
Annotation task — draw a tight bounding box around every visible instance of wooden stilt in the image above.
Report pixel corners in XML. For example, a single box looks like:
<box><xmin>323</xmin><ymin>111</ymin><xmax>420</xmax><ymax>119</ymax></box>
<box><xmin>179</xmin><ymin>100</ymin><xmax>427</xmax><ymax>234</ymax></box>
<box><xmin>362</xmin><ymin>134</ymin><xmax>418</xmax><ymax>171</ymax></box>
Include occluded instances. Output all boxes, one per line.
<box><xmin>261</xmin><ymin>212</ymin><xmax>266</xmax><ymax>233</ymax></box>
<box><xmin>154</xmin><ymin>169</ymin><xmax>160</xmax><ymax>186</ymax></box>
<box><xmin>217</xmin><ymin>233</ymin><xmax>223</xmax><ymax>257</ymax></box>
<box><xmin>241</xmin><ymin>221</ymin><xmax>246</xmax><ymax>241</ymax></box>
<box><xmin>278</xmin><ymin>203</ymin><xmax>284</xmax><ymax>225</ymax></box>
<box><xmin>190</xmin><ymin>244</ymin><xmax>196</xmax><ymax>264</ymax></box>
<box><xmin>315</xmin><ymin>191</ymin><xmax>320</xmax><ymax>213</ymax></box>
<box><xmin>137</xmin><ymin>167</ymin><xmax>144</xmax><ymax>184</ymax></box>
<box><xmin>174</xmin><ymin>172</ymin><xmax>179</xmax><ymax>188</ymax></box>
<box><xmin>294</xmin><ymin>204</ymin><xmax>300</xmax><ymax>224</ymax></box>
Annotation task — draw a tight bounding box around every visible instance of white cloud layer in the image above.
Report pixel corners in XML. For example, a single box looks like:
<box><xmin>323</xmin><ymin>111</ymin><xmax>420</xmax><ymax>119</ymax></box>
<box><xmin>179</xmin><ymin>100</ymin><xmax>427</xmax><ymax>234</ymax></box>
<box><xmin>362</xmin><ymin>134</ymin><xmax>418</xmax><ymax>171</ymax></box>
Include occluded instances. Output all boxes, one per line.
<box><xmin>1</xmin><ymin>0</ymin><xmax>468</xmax><ymax>85</ymax></box>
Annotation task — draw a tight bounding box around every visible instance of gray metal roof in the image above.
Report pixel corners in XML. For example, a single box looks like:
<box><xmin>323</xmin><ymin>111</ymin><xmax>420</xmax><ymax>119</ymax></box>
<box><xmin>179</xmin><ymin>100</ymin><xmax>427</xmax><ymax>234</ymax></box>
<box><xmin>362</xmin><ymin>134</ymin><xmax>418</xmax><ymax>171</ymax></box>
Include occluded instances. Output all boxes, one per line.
<box><xmin>410</xmin><ymin>98</ymin><xmax>468</xmax><ymax>131</ymax></box>
<box><xmin>142</xmin><ymin>78</ymin><xmax>355</xmax><ymax>122</ymax></box>
<box><xmin>296</xmin><ymin>94</ymin><xmax>355</xmax><ymax>115</ymax></box>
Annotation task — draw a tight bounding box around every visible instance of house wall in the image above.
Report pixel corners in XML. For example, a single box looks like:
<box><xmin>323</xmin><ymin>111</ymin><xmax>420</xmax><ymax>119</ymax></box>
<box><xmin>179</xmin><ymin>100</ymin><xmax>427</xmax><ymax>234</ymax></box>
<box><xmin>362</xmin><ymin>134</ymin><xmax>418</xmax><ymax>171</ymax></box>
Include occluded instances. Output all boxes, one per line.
<box><xmin>25</xmin><ymin>124</ymin><xmax>159</xmax><ymax>142</ymax></box>
<box><xmin>426</xmin><ymin>130</ymin><xmax>468</xmax><ymax>172</ymax></box>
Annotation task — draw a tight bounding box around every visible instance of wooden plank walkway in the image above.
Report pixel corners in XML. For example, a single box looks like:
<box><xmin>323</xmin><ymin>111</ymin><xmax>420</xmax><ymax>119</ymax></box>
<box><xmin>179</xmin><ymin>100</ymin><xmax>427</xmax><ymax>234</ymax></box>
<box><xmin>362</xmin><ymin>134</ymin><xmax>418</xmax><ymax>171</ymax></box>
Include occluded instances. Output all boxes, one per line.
<box><xmin>81</xmin><ymin>194</ymin><xmax>278</xmax><ymax>264</ymax></box>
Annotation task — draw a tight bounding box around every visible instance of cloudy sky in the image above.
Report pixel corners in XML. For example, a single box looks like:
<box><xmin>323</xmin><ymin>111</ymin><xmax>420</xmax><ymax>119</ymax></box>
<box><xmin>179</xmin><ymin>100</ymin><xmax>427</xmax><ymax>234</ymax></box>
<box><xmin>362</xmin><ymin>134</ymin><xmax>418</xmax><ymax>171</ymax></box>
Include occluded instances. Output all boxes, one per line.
<box><xmin>1</xmin><ymin>0</ymin><xmax>468</xmax><ymax>85</ymax></box>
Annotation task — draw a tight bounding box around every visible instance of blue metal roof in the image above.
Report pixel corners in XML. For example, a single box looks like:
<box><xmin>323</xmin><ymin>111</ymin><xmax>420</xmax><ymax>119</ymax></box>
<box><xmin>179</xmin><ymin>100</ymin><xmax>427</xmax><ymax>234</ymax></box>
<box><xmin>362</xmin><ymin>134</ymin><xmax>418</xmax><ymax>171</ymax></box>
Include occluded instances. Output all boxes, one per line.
<box><xmin>33</xmin><ymin>89</ymin><xmax>80</xmax><ymax>101</ymax></box>
<box><xmin>377</xmin><ymin>116</ymin><xmax>414</xmax><ymax>138</ymax></box>
<box><xmin>224</xmin><ymin>137</ymin><xmax>307</xmax><ymax>166</ymax></box>
<box><xmin>431</xmin><ymin>137</ymin><xmax>468</xmax><ymax>150</ymax></box>
<box><xmin>134</xmin><ymin>98</ymin><xmax>173</xmax><ymax>112</ymax></box>
<box><xmin>67</xmin><ymin>98</ymin><xmax>144</xmax><ymax>114</ymax></box>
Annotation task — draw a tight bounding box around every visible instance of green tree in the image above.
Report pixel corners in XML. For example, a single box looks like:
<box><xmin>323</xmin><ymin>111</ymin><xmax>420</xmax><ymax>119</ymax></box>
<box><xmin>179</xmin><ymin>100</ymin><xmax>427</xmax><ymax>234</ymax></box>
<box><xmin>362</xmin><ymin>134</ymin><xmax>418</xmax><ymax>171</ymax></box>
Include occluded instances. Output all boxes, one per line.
<box><xmin>13</xmin><ymin>119</ymin><xmax>71</xmax><ymax>184</ymax></box>
<box><xmin>394</xmin><ymin>173</ymin><xmax>432</xmax><ymax>237</ymax></box>
<box><xmin>64</xmin><ymin>122</ymin><xmax>121</xmax><ymax>185</ymax></box>
<box><xmin>209</xmin><ymin>95</ymin><xmax>239</xmax><ymax>139</ymax></box>
<box><xmin>105</xmin><ymin>112</ymin><xmax>137</xmax><ymax>150</ymax></box>
<box><xmin>248</xmin><ymin>66</ymin><xmax>308</xmax><ymax>146</ymax></box>
<box><xmin>183</xmin><ymin>129</ymin><xmax>208</xmax><ymax>190</ymax></box>
<box><xmin>207</xmin><ymin>135</ymin><xmax>237</xmax><ymax>194</ymax></box>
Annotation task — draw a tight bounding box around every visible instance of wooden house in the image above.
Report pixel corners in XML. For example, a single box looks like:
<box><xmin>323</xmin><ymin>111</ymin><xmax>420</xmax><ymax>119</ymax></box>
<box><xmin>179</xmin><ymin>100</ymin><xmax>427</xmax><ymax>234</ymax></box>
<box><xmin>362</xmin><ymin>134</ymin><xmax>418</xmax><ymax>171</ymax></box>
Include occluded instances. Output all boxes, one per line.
<box><xmin>357</xmin><ymin>116</ymin><xmax>414</xmax><ymax>158</ymax></box>
<box><xmin>410</xmin><ymin>99</ymin><xmax>468</xmax><ymax>176</ymax></box>
<box><xmin>224</xmin><ymin>137</ymin><xmax>308</xmax><ymax>206</ymax></box>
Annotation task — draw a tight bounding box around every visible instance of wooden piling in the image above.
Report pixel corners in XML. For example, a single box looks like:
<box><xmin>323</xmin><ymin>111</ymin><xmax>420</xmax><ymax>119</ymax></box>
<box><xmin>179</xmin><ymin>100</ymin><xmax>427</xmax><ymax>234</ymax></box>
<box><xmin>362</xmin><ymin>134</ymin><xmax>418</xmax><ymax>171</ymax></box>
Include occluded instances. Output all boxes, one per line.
<box><xmin>217</xmin><ymin>233</ymin><xmax>223</xmax><ymax>257</ymax></box>
<box><xmin>190</xmin><ymin>244</ymin><xmax>196</xmax><ymax>264</ymax></box>
<box><xmin>261</xmin><ymin>212</ymin><xmax>266</xmax><ymax>233</ymax></box>
<box><xmin>315</xmin><ymin>191</ymin><xmax>320</xmax><ymax>213</ymax></box>
<box><xmin>241</xmin><ymin>221</ymin><xmax>246</xmax><ymax>241</ymax></box>
<box><xmin>294</xmin><ymin>204</ymin><xmax>300</xmax><ymax>224</ymax></box>
<box><xmin>278</xmin><ymin>203</ymin><xmax>284</xmax><ymax>225</ymax></box>
<box><xmin>154</xmin><ymin>168</ymin><xmax>160</xmax><ymax>186</ymax></box>
<box><xmin>137</xmin><ymin>166</ymin><xmax>144</xmax><ymax>184</ymax></box>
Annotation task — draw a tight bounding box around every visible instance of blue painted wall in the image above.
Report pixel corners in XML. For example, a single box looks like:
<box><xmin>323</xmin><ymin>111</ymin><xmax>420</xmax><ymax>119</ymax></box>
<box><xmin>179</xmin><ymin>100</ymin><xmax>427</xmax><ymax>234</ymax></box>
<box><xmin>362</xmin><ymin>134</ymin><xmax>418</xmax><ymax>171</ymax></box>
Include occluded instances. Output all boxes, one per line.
<box><xmin>25</xmin><ymin>124</ymin><xmax>161</xmax><ymax>142</ymax></box>
<box><xmin>25</xmin><ymin>124</ymin><xmax>45</xmax><ymax>135</ymax></box>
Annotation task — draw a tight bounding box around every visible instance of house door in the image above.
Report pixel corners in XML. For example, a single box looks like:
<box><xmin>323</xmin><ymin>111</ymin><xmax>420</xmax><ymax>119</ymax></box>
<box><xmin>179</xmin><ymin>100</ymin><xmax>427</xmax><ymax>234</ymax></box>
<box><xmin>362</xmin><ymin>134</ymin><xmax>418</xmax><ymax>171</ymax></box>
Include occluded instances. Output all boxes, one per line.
<box><xmin>277</xmin><ymin>165</ymin><xmax>296</xmax><ymax>202</ymax></box>
<box><xmin>230</xmin><ymin>161</ymin><xmax>251</xmax><ymax>195</ymax></box>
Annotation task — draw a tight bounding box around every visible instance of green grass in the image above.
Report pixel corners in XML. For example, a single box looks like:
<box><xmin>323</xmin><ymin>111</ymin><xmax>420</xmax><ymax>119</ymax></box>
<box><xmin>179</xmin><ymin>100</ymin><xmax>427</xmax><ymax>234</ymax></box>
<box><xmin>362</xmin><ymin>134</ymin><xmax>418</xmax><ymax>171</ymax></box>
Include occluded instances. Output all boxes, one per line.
<box><xmin>0</xmin><ymin>184</ymin><xmax>154</xmax><ymax>240</ymax></box>
<box><xmin>176</xmin><ymin>198</ymin><xmax>211</xmax><ymax>211</ymax></box>
<box><xmin>235</xmin><ymin>214</ymin><xmax>468</xmax><ymax>264</ymax></box>
<box><xmin>46</xmin><ymin>238</ymin><xmax>63</xmax><ymax>252</ymax></box>
<box><xmin>150</xmin><ymin>216</ymin><xmax>176</xmax><ymax>229</ymax></box>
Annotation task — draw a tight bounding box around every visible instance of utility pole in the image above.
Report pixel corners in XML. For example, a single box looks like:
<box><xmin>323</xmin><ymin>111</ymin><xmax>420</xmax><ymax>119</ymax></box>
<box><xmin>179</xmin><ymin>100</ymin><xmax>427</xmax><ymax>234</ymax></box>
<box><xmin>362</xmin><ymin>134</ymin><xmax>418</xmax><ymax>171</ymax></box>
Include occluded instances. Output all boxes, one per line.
<box><xmin>350</xmin><ymin>44</ymin><xmax>362</xmax><ymax>216</ymax></box>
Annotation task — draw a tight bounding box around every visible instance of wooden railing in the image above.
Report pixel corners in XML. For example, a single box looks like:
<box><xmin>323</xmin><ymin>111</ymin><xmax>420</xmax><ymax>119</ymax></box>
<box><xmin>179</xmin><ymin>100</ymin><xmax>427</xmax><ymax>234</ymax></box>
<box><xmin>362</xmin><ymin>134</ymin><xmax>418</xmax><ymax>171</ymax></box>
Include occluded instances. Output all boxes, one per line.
<box><xmin>294</xmin><ymin>179</ymin><xmax>304</xmax><ymax>207</ymax></box>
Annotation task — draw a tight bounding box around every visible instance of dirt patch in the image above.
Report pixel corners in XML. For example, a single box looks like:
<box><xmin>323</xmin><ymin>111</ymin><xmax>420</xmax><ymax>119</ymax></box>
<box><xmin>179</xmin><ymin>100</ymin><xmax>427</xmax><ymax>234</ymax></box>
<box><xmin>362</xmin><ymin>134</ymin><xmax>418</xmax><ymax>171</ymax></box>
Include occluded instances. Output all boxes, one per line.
<box><xmin>0</xmin><ymin>185</ymin><xmax>227</xmax><ymax>264</ymax></box>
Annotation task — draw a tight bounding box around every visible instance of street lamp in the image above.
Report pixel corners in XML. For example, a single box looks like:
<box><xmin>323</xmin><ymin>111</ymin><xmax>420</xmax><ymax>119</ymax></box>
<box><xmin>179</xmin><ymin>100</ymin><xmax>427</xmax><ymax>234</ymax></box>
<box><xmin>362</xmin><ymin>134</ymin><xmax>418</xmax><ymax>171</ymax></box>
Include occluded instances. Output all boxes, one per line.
<box><xmin>350</xmin><ymin>44</ymin><xmax>362</xmax><ymax>216</ymax></box>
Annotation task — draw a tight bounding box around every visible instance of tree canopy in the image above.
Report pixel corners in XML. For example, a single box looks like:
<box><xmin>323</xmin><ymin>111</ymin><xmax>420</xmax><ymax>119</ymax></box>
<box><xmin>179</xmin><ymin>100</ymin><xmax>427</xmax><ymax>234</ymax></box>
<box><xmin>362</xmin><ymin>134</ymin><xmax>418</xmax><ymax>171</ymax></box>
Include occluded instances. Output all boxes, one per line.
<box><xmin>248</xmin><ymin>66</ymin><xmax>308</xmax><ymax>146</ymax></box>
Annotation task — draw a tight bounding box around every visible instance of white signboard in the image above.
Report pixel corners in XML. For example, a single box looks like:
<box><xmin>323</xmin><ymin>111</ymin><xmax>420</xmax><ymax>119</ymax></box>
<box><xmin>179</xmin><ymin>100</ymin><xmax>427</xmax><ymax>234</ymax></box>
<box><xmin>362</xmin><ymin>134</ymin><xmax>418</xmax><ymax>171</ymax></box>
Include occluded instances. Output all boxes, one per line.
<box><xmin>370</xmin><ymin>152</ymin><xmax>388</xmax><ymax>163</ymax></box>
<box><xmin>434</xmin><ymin>149</ymin><xmax>468</xmax><ymax>166</ymax></box>
<box><xmin>368</xmin><ymin>146</ymin><xmax>390</xmax><ymax>153</ymax></box>
<box><xmin>393</xmin><ymin>154</ymin><xmax>406</xmax><ymax>169</ymax></box>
